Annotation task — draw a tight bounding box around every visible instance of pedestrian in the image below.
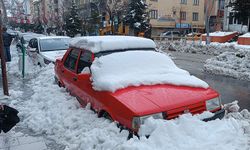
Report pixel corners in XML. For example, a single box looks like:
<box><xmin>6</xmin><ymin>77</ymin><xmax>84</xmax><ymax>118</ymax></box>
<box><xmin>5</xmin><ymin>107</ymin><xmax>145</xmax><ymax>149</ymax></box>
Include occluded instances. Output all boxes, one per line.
<box><xmin>2</xmin><ymin>27</ymin><xmax>14</xmax><ymax>62</ymax></box>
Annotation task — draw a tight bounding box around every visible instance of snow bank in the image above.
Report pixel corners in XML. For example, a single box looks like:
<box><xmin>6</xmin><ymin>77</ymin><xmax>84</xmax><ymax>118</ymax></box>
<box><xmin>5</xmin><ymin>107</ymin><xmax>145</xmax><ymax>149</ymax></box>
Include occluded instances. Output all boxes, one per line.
<box><xmin>204</xmin><ymin>49</ymin><xmax>250</xmax><ymax>81</ymax></box>
<box><xmin>8</xmin><ymin>45</ymin><xmax>42</xmax><ymax>78</ymax></box>
<box><xmin>91</xmin><ymin>51</ymin><xmax>209</xmax><ymax>92</ymax></box>
<box><xmin>118</xmin><ymin>114</ymin><xmax>247</xmax><ymax>150</ymax></box>
<box><xmin>70</xmin><ymin>36</ymin><xmax>156</xmax><ymax>53</ymax></box>
<box><xmin>156</xmin><ymin>40</ymin><xmax>238</xmax><ymax>56</ymax></box>
<box><xmin>239</xmin><ymin>33</ymin><xmax>250</xmax><ymax>38</ymax></box>
<box><xmin>202</xmin><ymin>31</ymin><xmax>237</xmax><ymax>37</ymax></box>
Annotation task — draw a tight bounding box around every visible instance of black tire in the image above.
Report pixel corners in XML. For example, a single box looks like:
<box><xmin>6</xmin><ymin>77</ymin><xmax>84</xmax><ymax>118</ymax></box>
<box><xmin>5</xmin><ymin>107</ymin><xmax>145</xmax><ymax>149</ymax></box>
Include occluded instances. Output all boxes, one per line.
<box><xmin>102</xmin><ymin>112</ymin><xmax>113</xmax><ymax>122</ymax></box>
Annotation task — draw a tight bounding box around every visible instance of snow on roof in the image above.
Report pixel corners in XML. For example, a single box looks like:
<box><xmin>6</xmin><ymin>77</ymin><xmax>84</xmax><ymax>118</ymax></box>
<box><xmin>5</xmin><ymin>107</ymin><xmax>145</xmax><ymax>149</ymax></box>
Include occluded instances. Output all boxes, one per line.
<box><xmin>239</xmin><ymin>33</ymin><xmax>250</xmax><ymax>38</ymax></box>
<box><xmin>70</xmin><ymin>36</ymin><xmax>156</xmax><ymax>53</ymax></box>
<box><xmin>38</xmin><ymin>36</ymin><xmax>70</xmax><ymax>40</ymax></box>
<box><xmin>203</xmin><ymin>31</ymin><xmax>237</xmax><ymax>37</ymax></box>
<box><xmin>91</xmin><ymin>51</ymin><xmax>209</xmax><ymax>92</ymax></box>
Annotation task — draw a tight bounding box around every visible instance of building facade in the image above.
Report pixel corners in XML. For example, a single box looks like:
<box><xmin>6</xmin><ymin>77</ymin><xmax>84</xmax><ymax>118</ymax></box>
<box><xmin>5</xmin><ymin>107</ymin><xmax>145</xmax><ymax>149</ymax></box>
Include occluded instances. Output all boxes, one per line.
<box><xmin>205</xmin><ymin>0</ymin><xmax>225</xmax><ymax>32</ymax></box>
<box><xmin>223</xmin><ymin>0</ymin><xmax>249</xmax><ymax>33</ymax></box>
<box><xmin>146</xmin><ymin>0</ymin><xmax>205</xmax><ymax>36</ymax></box>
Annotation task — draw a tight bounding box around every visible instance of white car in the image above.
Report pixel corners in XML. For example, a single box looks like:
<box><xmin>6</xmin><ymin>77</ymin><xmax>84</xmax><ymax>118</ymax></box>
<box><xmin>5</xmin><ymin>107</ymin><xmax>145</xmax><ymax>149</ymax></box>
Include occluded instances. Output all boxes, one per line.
<box><xmin>27</xmin><ymin>36</ymin><xmax>70</xmax><ymax>66</ymax></box>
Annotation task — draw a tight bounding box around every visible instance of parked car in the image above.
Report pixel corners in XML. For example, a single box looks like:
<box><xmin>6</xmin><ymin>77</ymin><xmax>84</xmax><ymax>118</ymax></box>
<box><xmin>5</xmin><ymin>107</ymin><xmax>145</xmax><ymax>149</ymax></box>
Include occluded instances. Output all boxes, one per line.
<box><xmin>160</xmin><ymin>31</ymin><xmax>181</xmax><ymax>39</ymax></box>
<box><xmin>27</xmin><ymin>36</ymin><xmax>70</xmax><ymax>66</ymax></box>
<box><xmin>16</xmin><ymin>32</ymin><xmax>45</xmax><ymax>52</ymax></box>
<box><xmin>54</xmin><ymin>36</ymin><xmax>225</xmax><ymax>133</ymax></box>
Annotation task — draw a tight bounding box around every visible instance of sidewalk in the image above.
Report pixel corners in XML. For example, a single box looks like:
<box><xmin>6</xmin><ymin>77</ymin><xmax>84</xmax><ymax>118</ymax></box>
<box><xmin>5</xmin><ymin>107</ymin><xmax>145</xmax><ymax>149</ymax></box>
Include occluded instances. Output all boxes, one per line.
<box><xmin>0</xmin><ymin>93</ymin><xmax>48</xmax><ymax>150</ymax></box>
<box><xmin>0</xmin><ymin>132</ymin><xmax>47</xmax><ymax>150</ymax></box>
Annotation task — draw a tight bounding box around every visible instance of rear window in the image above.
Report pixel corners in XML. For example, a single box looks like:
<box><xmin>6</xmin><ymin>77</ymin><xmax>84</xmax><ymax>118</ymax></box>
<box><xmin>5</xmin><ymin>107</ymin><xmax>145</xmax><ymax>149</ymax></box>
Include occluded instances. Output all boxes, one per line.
<box><xmin>40</xmin><ymin>38</ymin><xmax>70</xmax><ymax>52</ymax></box>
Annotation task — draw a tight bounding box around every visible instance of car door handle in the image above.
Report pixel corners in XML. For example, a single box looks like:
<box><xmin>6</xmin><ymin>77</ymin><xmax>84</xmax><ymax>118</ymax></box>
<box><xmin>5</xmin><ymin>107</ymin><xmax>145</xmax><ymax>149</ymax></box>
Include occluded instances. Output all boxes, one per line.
<box><xmin>73</xmin><ymin>77</ymin><xmax>77</xmax><ymax>81</ymax></box>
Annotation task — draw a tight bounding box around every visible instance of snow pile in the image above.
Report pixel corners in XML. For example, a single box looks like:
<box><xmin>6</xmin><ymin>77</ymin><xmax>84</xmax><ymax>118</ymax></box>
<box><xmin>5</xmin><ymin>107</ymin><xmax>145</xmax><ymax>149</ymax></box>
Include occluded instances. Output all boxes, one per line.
<box><xmin>12</xmin><ymin>64</ymin><xmax>129</xmax><ymax>150</ymax></box>
<box><xmin>118</xmin><ymin>114</ymin><xmax>247</xmax><ymax>150</ymax></box>
<box><xmin>202</xmin><ymin>31</ymin><xmax>237</xmax><ymax>37</ymax></box>
<box><xmin>8</xmin><ymin>45</ymin><xmax>41</xmax><ymax>78</ymax></box>
<box><xmin>204</xmin><ymin>49</ymin><xmax>250</xmax><ymax>81</ymax></box>
<box><xmin>156</xmin><ymin>40</ymin><xmax>237</xmax><ymax>56</ymax></box>
<box><xmin>70</xmin><ymin>36</ymin><xmax>156</xmax><ymax>53</ymax></box>
<box><xmin>91</xmin><ymin>51</ymin><xmax>209</xmax><ymax>92</ymax></box>
<box><xmin>239</xmin><ymin>33</ymin><xmax>250</xmax><ymax>38</ymax></box>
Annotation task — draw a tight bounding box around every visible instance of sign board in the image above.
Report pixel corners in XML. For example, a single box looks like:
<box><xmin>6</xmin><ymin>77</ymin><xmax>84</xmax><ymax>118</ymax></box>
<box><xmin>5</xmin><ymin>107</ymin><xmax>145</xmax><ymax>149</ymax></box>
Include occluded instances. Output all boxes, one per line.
<box><xmin>176</xmin><ymin>23</ymin><xmax>191</xmax><ymax>28</ymax></box>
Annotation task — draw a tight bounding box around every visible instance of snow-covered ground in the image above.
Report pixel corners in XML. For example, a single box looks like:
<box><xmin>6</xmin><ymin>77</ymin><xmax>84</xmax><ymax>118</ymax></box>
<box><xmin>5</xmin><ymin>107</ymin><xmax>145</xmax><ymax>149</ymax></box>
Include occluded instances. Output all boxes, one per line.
<box><xmin>1</xmin><ymin>44</ymin><xmax>250</xmax><ymax>150</ymax></box>
<box><xmin>204</xmin><ymin>49</ymin><xmax>250</xmax><ymax>81</ymax></box>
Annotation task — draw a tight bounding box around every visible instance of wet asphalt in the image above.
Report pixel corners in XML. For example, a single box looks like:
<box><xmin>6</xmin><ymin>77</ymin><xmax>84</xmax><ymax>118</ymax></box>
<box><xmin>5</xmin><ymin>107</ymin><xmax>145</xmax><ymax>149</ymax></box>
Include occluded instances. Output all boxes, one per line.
<box><xmin>169</xmin><ymin>51</ymin><xmax>250</xmax><ymax>110</ymax></box>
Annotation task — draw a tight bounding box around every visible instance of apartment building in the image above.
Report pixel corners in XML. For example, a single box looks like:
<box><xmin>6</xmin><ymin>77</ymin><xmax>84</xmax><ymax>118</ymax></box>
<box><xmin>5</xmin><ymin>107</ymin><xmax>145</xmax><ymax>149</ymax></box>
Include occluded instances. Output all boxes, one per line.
<box><xmin>223</xmin><ymin>0</ymin><xmax>249</xmax><ymax>33</ymax></box>
<box><xmin>146</xmin><ymin>0</ymin><xmax>205</xmax><ymax>36</ymax></box>
<box><xmin>30</xmin><ymin>0</ymin><xmax>65</xmax><ymax>29</ymax></box>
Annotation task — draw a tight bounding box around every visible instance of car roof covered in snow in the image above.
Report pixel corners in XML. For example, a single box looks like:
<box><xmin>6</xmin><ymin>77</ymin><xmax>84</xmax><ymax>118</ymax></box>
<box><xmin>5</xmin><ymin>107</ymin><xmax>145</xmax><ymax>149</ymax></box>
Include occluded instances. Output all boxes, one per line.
<box><xmin>69</xmin><ymin>36</ymin><xmax>156</xmax><ymax>53</ymax></box>
<box><xmin>38</xmin><ymin>36</ymin><xmax>70</xmax><ymax>40</ymax></box>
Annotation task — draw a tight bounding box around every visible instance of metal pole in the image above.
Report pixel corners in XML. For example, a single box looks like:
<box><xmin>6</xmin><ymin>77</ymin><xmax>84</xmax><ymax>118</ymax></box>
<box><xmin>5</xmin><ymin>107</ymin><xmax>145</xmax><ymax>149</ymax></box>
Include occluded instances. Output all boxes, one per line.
<box><xmin>21</xmin><ymin>41</ymin><xmax>25</xmax><ymax>78</ymax></box>
<box><xmin>0</xmin><ymin>10</ymin><xmax>9</xmax><ymax>96</ymax></box>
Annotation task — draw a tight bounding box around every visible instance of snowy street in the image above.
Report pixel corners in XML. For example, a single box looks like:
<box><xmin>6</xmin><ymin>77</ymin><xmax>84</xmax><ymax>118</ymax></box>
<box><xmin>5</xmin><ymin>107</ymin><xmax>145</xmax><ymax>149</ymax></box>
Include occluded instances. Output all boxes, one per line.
<box><xmin>168</xmin><ymin>51</ymin><xmax>250</xmax><ymax>109</ymax></box>
<box><xmin>0</xmin><ymin>43</ymin><xmax>250</xmax><ymax>150</ymax></box>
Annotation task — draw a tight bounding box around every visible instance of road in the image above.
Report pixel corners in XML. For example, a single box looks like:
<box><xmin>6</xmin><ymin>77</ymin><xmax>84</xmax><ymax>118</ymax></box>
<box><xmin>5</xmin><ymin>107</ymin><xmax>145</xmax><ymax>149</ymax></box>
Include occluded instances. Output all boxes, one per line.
<box><xmin>169</xmin><ymin>51</ymin><xmax>250</xmax><ymax>110</ymax></box>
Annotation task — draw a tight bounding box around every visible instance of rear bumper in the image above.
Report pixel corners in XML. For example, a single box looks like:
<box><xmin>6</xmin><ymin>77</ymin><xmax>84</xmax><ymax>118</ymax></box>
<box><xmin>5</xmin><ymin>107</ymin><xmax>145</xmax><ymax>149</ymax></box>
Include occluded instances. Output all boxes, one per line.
<box><xmin>203</xmin><ymin>108</ymin><xmax>225</xmax><ymax>122</ymax></box>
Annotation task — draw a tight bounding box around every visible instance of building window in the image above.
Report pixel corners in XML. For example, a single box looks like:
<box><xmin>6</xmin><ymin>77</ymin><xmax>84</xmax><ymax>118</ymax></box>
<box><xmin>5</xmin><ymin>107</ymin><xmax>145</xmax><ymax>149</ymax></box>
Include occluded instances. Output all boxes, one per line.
<box><xmin>150</xmin><ymin>10</ymin><xmax>158</xmax><ymax>19</ymax></box>
<box><xmin>193</xmin><ymin>0</ymin><xmax>199</xmax><ymax>5</ymax></box>
<box><xmin>180</xmin><ymin>11</ymin><xmax>186</xmax><ymax>20</ymax></box>
<box><xmin>192</xmin><ymin>12</ymin><xmax>199</xmax><ymax>21</ymax></box>
<box><xmin>181</xmin><ymin>0</ymin><xmax>187</xmax><ymax>4</ymax></box>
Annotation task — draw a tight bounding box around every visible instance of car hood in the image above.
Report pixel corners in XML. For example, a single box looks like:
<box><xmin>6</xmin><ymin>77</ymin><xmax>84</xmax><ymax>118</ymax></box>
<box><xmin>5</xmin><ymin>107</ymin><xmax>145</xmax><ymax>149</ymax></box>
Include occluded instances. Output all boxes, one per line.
<box><xmin>111</xmin><ymin>84</ymin><xmax>219</xmax><ymax>116</ymax></box>
<box><xmin>40</xmin><ymin>50</ymin><xmax>67</xmax><ymax>62</ymax></box>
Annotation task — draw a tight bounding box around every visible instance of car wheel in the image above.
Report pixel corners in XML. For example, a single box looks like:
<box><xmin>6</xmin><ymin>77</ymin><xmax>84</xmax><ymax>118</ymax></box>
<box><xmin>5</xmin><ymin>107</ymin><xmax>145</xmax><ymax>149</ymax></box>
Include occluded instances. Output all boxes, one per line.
<box><xmin>102</xmin><ymin>111</ymin><xmax>113</xmax><ymax>122</ymax></box>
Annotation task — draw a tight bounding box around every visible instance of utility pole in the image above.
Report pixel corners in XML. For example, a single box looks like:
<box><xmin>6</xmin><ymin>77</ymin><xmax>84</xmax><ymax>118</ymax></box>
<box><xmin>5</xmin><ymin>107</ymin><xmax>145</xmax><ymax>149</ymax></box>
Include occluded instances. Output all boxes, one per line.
<box><xmin>0</xmin><ymin>10</ymin><xmax>9</xmax><ymax>96</ymax></box>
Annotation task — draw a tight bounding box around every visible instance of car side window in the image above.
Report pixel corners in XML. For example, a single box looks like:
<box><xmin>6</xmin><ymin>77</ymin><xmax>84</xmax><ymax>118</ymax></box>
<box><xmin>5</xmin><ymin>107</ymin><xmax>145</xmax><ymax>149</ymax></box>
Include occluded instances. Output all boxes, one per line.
<box><xmin>77</xmin><ymin>50</ymin><xmax>93</xmax><ymax>74</ymax></box>
<box><xmin>64</xmin><ymin>49</ymin><xmax>80</xmax><ymax>72</ymax></box>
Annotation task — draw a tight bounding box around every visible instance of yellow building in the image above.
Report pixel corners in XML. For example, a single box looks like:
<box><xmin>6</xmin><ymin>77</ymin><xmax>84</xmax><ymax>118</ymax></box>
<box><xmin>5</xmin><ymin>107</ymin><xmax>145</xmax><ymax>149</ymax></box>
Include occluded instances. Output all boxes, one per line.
<box><xmin>146</xmin><ymin>0</ymin><xmax>205</xmax><ymax>36</ymax></box>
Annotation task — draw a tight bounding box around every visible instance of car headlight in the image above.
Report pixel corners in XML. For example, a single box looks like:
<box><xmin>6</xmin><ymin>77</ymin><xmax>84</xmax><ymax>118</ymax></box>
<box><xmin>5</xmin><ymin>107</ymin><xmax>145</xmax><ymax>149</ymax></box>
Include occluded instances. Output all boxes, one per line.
<box><xmin>206</xmin><ymin>97</ymin><xmax>221</xmax><ymax>111</ymax></box>
<box><xmin>132</xmin><ymin>112</ymin><xmax>163</xmax><ymax>130</ymax></box>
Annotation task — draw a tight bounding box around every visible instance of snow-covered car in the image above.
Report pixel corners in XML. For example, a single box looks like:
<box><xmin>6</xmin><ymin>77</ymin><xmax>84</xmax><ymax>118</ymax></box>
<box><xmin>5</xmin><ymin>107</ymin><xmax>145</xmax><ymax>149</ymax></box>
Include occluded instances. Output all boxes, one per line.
<box><xmin>27</xmin><ymin>36</ymin><xmax>70</xmax><ymax>66</ymax></box>
<box><xmin>54</xmin><ymin>36</ymin><xmax>225</xmax><ymax>132</ymax></box>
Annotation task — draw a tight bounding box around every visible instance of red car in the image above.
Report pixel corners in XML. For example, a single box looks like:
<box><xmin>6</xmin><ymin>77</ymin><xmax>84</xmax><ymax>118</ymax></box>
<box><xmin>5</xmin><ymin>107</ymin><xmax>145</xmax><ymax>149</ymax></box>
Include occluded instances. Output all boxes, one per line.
<box><xmin>54</xmin><ymin>36</ymin><xmax>225</xmax><ymax>132</ymax></box>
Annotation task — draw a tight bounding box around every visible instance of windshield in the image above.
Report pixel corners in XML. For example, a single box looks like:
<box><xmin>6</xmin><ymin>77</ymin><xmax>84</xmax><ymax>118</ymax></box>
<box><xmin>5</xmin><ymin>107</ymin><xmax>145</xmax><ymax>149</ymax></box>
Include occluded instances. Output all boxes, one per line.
<box><xmin>40</xmin><ymin>38</ymin><xmax>70</xmax><ymax>51</ymax></box>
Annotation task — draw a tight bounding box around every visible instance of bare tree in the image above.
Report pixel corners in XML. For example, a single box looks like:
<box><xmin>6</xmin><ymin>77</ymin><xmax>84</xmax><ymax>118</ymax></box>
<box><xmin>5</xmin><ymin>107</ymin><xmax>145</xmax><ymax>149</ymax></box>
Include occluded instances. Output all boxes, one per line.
<box><xmin>0</xmin><ymin>0</ymin><xmax>8</xmax><ymax>25</ymax></box>
<box><xmin>101</xmin><ymin>0</ymin><xmax>129</xmax><ymax>34</ymax></box>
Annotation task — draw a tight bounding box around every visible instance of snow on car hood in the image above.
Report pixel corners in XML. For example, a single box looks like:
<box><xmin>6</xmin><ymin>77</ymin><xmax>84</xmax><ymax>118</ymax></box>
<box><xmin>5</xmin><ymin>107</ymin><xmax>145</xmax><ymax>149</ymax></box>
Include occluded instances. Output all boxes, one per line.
<box><xmin>40</xmin><ymin>50</ymin><xmax>67</xmax><ymax>62</ymax></box>
<box><xmin>91</xmin><ymin>51</ymin><xmax>209</xmax><ymax>92</ymax></box>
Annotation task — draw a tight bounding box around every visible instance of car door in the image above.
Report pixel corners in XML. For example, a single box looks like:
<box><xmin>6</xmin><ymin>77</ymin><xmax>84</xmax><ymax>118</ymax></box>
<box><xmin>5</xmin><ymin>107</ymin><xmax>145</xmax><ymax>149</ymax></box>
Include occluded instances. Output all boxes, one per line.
<box><xmin>61</xmin><ymin>48</ymin><xmax>80</xmax><ymax>94</ymax></box>
<box><xmin>73</xmin><ymin>50</ymin><xmax>94</xmax><ymax>107</ymax></box>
